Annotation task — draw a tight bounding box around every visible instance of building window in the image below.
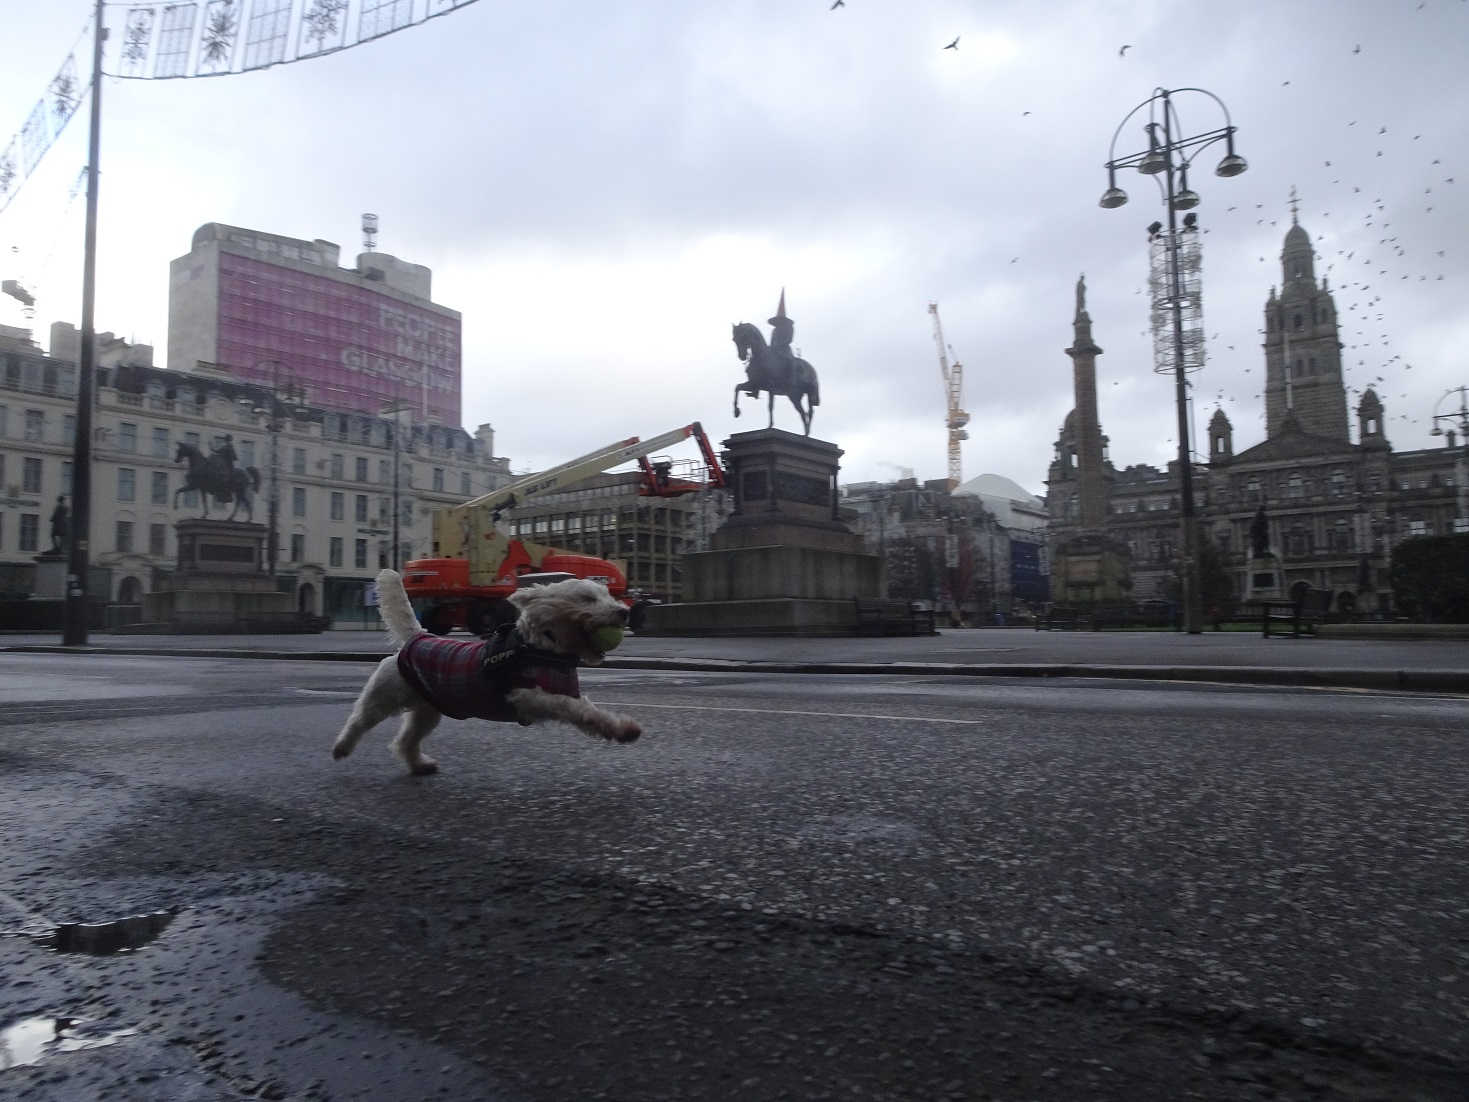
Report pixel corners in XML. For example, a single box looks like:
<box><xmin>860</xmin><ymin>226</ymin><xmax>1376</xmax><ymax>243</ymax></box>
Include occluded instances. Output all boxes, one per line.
<box><xmin>355</xmin><ymin>456</ymin><xmax>368</xmax><ymax>481</ymax></box>
<box><xmin>330</xmin><ymin>492</ymin><xmax>344</xmax><ymax>521</ymax></box>
<box><xmin>63</xmin><ymin>414</ymin><xmax>75</xmax><ymax>444</ymax></box>
<box><xmin>355</xmin><ymin>494</ymin><xmax>368</xmax><ymax>522</ymax></box>
<box><xmin>149</xmin><ymin>523</ymin><xmax>166</xmax><ymax>556</ymax></box>
<box><xmin>25</xmin><ymin>409</ymin><xmax>44</xmax><ymax>442</ymax></box>
<box><xmin>354</xmin><ymin>538</ymin><xmax>367</xmax><ymax>569</ymax></box>
<box><xmin>400</xmin><ymin>499</ymin><xmax>413</xmax><ymax>527</ymax></box>
<box><xmin>330</xmin><ymin>453</ymin><xmax>344</xmax><ymax>479</ymax></box>
<box><xmin>378</xmin><ymin>458</ymin><xmax>390</xmax><ymax>484</ymax></box>
<box><xmin>0</xmin><ymin>404</ymin><xmax>7</xmax><ymax>436</ymax></box>
<box><xmin>293</xmin><ymin>486</ymin><xmax>306</xmax><ymax>517</ymax></box>
<box><xmin>23</xmin><ymin>456</ymin><xmax>42</xmax><ymax>493</ymax></box>
<box><xmin>1293</xmin><ymin>312</ymin><xmax>1303</xmax><ymax>330</ymax></box>
<box><xmin>291</xmin><ymin>533</ymin><xmax>305</xmax><ymax>562</ymax></box>
<box><xmin>1330</xmin><ymin>519</ymin><xmax>1352</xmax><ymax>552</ymax></box>
<box><xmin>433</xmin><ymin>467</ymin><xmax>445</xmax><ymax>492</ymax></box>
<box><xmin>378</xmin><ymin>540</ymin><xmax>389</xmax><ymax>568</ymax></box>
<box><xmin>151</xmin><ymin>470</ymin><xmax>168</xmax><ymax>505</ymax></box>
<box><xmin>20</xmin><ymin>513</ymin><xmax>39</xmax><ymax>551</ymax></box>
<box><xmin>1286</xmin><ymin>525</ymin><xmax>1311</xmax><ymax>556</ymax></box>
<box><xmin>292</xmin><ymin>447</ymin><xmax>306</xmax><ymax>475</ymax></box>
<box><xmin>118</xmin><ymin>468</ymin><xmax>136</xmax><ymax>502</ymax></box>
<box><xmin>329</xmin><ymin>536</ymin><xmax>343</xmax><ymax>567</ymax></box>
<box><xmin>152</xmin><ymin>426</ymin><xmax>169</xmax><ymax>457</ymax></box>
<box><xmin>1330</xmin><ymin>470</ymin><xmax>1346</xmax><ymax>497</ymax></box>
<box><xmin>116</xmin><ymin>520</ymin><xmax>134</xmax><ymax>553</ymax></box>
<box><xmin>61</xmin><ymin>460</ymin><xmax>71</xmax><ymax>495</ymax></box>
<box><xmin>118</xmin><ymin>421</ymin><xmax>138</xmax><ymax>452</ymax></box>
<box><xmin>1409</xmin><ymin>519</ymin><xmax>1428</xmax><ymax>537</ymax></box>
<box><xmin>185</xmin><ymin>431</ymin><xmax>200</xmax><ymax>450</ymax></box>
<box><xmin>1287</xmin><ymin>473</ymin><xmax>1303</xmax><ymax>499</ymax></box>
<box><xmin>460</xmin><ymin>472</ymin><xmax>471</xmax><ymax>496</ymax></box>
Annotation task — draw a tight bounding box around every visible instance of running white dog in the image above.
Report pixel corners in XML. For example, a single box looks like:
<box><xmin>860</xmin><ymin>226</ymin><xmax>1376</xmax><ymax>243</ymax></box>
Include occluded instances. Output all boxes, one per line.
<box><xmin>332</xmin><ymin>569</ymin><xmax>641</xmax><ymax>775</ymax></box>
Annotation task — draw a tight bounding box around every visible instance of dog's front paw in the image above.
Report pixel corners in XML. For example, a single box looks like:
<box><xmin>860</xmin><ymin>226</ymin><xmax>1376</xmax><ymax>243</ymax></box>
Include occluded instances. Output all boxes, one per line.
<box><xmin>331</xmin><ymin>740</ymin><xmax>352</xmax><ymax>760</ymax></box>
<box><xmin>613</xmin><ymin>718</ymin><xmax>641</xmax><ymax>744</ymax></box>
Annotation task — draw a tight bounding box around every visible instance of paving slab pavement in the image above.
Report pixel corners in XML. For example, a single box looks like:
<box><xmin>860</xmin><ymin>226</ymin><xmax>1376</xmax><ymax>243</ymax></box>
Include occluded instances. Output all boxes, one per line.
<box><xmin>4</xmin><ymin>626</ymin><xmax>1468</xmax><ymax>693</ymax></box>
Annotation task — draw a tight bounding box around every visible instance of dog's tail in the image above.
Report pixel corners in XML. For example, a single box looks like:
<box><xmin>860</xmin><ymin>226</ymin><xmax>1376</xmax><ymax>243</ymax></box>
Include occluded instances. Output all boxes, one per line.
<box><xmin>375</xmin><ymin>569</ymin><xmax>425</xmax><ymax>648</ymax></box>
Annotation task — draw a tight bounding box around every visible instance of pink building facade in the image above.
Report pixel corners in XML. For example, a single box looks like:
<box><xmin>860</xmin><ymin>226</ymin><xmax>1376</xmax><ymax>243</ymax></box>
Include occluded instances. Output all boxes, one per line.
<box><xmin>169</xmin><ymin>224</ymin><xmax>462</xmax><ymax>426</ymax></box>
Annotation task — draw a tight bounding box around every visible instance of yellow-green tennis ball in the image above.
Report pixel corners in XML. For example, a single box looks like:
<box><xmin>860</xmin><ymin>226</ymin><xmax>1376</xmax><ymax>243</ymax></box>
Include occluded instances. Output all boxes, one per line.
<box><xmin>593</xmin><ymin>626</ymin><xmax>625</xmax><ymax>652</ymax></box>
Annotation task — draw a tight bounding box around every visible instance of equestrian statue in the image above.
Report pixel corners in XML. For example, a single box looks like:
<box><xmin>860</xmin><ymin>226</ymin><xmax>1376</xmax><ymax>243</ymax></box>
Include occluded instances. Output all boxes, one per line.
<box><xmin>174</xmin><ymin>434</ymin><xmax>261</xmax><ymax>521</ymax></box>
<box><xmin>731</xmin><ymin>289</ymin><xmax>820</xmax><ymax>436</ymax></box>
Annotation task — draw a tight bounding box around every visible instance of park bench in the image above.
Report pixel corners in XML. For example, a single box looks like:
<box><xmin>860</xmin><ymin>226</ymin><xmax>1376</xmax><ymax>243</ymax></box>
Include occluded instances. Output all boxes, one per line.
<box><xmin>1259</xmin><ymin>586</ymin><xmax>1332</xmax><ymax>638</ymax></box>
<box><xmin>854</xmin><ymin>598</ymin><xmax>937</xmax><ymax>636</ymax></box>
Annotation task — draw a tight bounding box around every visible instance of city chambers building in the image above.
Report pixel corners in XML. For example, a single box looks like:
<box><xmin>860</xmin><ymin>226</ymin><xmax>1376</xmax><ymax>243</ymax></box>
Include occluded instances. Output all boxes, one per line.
<box><xmin>1047</xmin><ymin>215</ymin><xmax>1463</xmax><ymax>616</ymax></box>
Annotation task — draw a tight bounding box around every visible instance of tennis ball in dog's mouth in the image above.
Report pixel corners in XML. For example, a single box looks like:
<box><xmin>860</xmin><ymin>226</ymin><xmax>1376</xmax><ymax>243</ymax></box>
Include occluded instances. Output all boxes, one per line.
<box><xmin>592</xmin><ymin>625</ymin><xmax>625</xmax><ymax>652</ymax></box>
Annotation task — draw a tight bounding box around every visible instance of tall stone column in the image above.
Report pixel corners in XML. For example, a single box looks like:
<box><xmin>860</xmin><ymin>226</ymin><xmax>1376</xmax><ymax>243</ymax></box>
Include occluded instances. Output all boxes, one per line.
<box><xmin>1066</xmin><ymin>274</ymin><xmax>1106</xmax><ymax>529</ymax></box>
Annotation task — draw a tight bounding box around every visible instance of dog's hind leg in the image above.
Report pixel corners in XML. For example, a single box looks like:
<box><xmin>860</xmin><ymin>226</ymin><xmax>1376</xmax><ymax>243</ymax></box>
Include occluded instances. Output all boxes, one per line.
<box><xmin>332</xmin><ymin>657</ymin><xmax>403</xmax><ymax>762</ymax></box>
<box><xmin>390</xmin><ymin>703</ymin><xmax>443</xmax><ymax>776</ymax></box>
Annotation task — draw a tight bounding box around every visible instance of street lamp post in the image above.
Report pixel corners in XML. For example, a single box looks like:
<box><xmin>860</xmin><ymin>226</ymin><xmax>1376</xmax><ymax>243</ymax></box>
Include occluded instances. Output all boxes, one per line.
<box><xmin>251</xmin><ymin>362</ymin><xmax>305</xmax><ymax>579</ymax></box>
<box><xmin>381</xmin><ymin>402</ymin><xmax>413</xmax><ymax>570</ymax></box>
<box><xmin>1429</xmin><ymin>385</ymin><xmax>1469</xmax><ymax>533</ymax></box>
<box><xmin>1099</xmin><ymin>87</ymin><xmax>1247</xmax><ymax>635</ymax></box>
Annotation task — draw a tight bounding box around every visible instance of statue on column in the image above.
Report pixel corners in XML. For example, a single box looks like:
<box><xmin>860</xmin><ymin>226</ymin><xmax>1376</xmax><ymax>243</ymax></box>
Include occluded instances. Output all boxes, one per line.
<box><xmin>1250</xmin><ymin>501</ymin><xmax>1271</xmax><ymax>558</ymax></box>
<box><xmin>49</xmin><ymin>495</ymin><xmax>69</xmax><ymax>554</ymax></box>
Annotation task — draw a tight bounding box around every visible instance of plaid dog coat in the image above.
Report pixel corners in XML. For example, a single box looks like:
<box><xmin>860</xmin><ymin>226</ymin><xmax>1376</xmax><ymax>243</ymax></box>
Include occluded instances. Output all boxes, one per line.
<box><xmin>396</xmin><ymin>625</ymin><xmax>581</xmax><ymax>722</ymax></box>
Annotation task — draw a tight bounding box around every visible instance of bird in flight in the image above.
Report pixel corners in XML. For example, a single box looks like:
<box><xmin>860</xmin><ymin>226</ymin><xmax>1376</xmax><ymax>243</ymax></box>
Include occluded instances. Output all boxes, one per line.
<box><xmin>830</xmin><ymin>0</ymin><xmax>844</xmax><ymax>8</ymax></box>
<box><xmin>944</xmin><ymin>36</ymin><xmax>960</xmax><ymax>50</ymax></box>
<box><xmin>1119</xmin><ymin>44</ymin><xmax>1131</xmax><ymax>56</ymax></box>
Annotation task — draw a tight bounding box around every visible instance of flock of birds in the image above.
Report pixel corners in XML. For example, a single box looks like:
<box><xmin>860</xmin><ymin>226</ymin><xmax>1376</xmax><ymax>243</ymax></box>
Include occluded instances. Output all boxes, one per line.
<box><xmin>823</xmin><ymin>0</ymin><xmax>1460</xmax><ymax>444</ymax></box>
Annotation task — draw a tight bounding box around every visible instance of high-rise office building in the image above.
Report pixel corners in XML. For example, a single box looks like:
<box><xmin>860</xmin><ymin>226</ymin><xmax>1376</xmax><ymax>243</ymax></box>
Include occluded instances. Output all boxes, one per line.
<box><xmin>168</xmin><ymin>223</ymin><xmax>462</xmax><ymax>426</ymax></box>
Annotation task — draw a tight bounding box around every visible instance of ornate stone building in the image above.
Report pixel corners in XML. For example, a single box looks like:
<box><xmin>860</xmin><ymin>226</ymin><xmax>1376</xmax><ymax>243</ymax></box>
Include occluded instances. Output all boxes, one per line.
<box><xmin>0</xmin><ymin>323</ymin><xmax>510</xmax><ymax>621</ymax></box>
<box><xmin>1048</xmin><ymin>215</ymin><xmax>1464</xmax><ymax>615</ymax></box>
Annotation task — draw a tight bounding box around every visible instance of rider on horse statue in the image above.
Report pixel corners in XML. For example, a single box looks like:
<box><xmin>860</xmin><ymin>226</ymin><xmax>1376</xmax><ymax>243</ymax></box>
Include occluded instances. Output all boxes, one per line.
<box><xmin>209</xmin><ymin>434</ymin><xmax>239</xmax><ymax>492</ymax></box>
<box><xmin>766</xmin><ymin>289</ymin><xmax>796</xmax><ymax>390</ymax></box>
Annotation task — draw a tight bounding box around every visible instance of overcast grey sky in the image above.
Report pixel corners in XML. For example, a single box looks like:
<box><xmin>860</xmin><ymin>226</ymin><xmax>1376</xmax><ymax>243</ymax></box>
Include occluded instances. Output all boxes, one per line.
<box><xmin>3</xmin><ymin>0</ymin><xmax>1466</xmax><ymax>496</ymax></box>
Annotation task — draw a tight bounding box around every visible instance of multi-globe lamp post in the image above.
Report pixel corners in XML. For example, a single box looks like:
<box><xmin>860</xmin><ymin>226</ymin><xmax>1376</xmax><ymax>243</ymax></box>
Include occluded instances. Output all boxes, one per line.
<box><xmin>1099</xmin><ymin>87</ymin><xmax>1247</xmax><ymax>634</ymax></box>
<box><xmin>249</xmin><ymin>362</ymin><xmax>307</xmax><ymax>579</ymax></box>
<box><xmin>1429</xmin><ymin>385</ymin><xmax>1469</xmax><ymax>533</ymax></box>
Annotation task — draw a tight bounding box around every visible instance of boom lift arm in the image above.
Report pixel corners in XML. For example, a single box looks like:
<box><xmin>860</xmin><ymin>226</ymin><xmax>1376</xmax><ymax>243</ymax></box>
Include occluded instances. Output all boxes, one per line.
<box><xmin>433</xmin><ymin>422</ymin><xmax>721</xmax><ymax>563</ymax></box>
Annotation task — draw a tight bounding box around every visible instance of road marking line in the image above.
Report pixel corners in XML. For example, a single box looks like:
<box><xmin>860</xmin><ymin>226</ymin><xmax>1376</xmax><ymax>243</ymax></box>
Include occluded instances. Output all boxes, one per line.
<box><xmin>593</xmin><ymin>701</ymin><xmax>992</xmax><ymax>725</ymax></box>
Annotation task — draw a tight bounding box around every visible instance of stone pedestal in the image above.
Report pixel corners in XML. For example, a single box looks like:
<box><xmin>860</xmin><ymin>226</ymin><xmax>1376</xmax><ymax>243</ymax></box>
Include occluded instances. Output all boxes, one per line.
<box><xmin>1049</xmin><ymin>531</ymin><xmax>1132</xmax><ymax>605</ymax></box>
<box><xmin>642</xmin><ymin>429</ymin><xmax>880</xmax><ymax>635</ymax></box>
<box><xmin>1245</xmin><ymin>553</ymin><xmax>1284</xmax><ymax>602</ymax></box>
<box><xmin>32</xmin><ymin>552</ymin><xmax>67</xmax><ymax>599</ymax></box>
<box><xmin>139</xmin><ymin>519</ymin><xmax>299</xmax><ymax>633</ymax></box>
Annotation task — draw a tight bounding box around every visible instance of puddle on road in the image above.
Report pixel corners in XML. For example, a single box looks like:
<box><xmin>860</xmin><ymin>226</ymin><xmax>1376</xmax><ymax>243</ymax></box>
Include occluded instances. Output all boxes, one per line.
<box><xmin>36</xmin><ymin>910</ymin><xmax>177</xmax><ymax>955</ymax></box>
<box><xmin>0</xmin><ymin>1016</ymin><xmax>136</xmax><ymax>1071</ymax></box>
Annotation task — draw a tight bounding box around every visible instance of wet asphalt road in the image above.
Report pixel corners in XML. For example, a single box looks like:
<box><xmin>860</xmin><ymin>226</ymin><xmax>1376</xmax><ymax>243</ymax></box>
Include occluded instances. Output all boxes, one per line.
<box><xmin>1</xmin><ymin>652</ymin><xmax>1467</xmax><ymax>1101</ymax></box>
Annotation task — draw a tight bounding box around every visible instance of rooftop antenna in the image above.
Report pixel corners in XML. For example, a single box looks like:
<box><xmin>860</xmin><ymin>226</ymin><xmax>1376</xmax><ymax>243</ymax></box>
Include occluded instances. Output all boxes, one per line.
<box><xmin>361</xmin><ymin>212</ymin><xmax>378</xmax><ymax>252</ymax></box>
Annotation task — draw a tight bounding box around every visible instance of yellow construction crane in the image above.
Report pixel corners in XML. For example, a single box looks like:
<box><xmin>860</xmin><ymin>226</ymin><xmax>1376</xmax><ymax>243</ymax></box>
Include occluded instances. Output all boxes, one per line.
<box><xmin>928</xmin><ymin>302</ymin><xmax>970</xmax><ymax>491</ymax></box>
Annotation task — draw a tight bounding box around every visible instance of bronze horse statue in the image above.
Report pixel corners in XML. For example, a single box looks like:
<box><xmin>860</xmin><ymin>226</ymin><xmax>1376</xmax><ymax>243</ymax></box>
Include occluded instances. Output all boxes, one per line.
<box><xmin>731</xmin><ymin>321</ymin><xmax>820</xmax><ymax>435</ymax></box>
<box><xmin>174</xmin><ymin>441</ymin><xmax>261</xmax><ymax>521</ymax></box>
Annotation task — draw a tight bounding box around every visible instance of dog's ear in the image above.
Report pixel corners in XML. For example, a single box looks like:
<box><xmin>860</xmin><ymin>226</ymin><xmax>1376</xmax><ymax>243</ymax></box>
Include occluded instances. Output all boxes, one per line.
<box><xmin>507</xmin><ymin>586</ymin><xmax>543</xmax><ymax>610</ymax></box>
